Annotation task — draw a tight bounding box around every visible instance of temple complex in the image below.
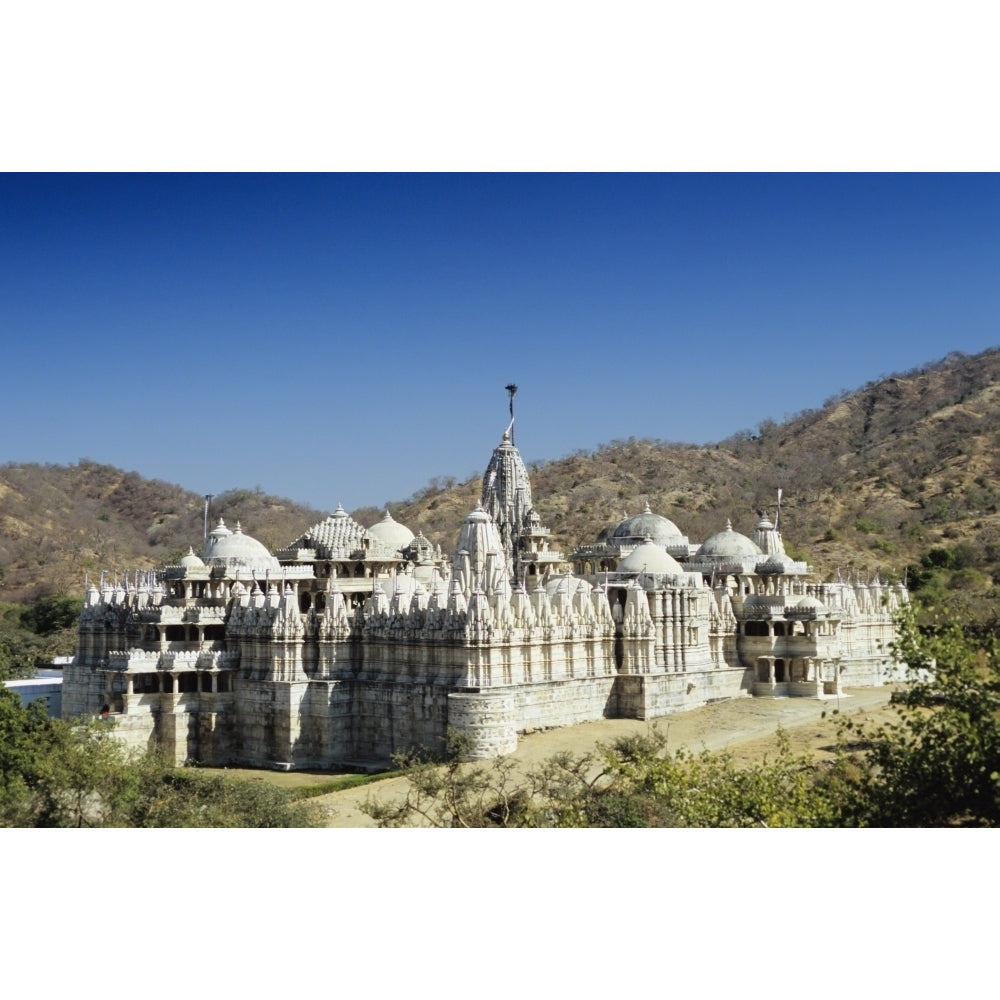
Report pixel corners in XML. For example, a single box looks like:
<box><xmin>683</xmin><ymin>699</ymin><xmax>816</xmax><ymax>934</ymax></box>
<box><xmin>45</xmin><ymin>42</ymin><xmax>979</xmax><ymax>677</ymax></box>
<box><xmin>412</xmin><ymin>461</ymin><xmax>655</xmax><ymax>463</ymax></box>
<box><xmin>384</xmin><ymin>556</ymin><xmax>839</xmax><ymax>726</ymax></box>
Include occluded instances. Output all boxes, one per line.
<box><xmin>63</xmin><ymin>409</ymin><xmax>907</xmax><ymax>769</ymax></box>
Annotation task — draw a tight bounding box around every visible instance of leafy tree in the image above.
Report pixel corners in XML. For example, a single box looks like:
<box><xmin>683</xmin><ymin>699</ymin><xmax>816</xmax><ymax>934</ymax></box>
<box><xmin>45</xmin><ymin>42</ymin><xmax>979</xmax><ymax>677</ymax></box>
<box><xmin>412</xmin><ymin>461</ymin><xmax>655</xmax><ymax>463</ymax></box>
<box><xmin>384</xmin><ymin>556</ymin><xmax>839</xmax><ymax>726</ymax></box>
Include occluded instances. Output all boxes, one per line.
<box><xmin>20</xmin><ymin>594</ymin><xmax>83</xmax><ymax>636</ymax></box>
<box><xmin>0</xmin><ymin>686</ymin><xmax>56</xmax><ymax>823</ymax></box>
<box><xmin>1</xmin><ymin>597</ymin><xmax>83</xmax><ymax>680</ymax></box>
<box><xmin>839</xmin><ymin>609</ymin><xmax>1000</xmax><ymax>826</ymax></box>
<box><xmin>0</xmin><ymin>602</ymin><xmax>42</xmax><ymax>680</ymax></box>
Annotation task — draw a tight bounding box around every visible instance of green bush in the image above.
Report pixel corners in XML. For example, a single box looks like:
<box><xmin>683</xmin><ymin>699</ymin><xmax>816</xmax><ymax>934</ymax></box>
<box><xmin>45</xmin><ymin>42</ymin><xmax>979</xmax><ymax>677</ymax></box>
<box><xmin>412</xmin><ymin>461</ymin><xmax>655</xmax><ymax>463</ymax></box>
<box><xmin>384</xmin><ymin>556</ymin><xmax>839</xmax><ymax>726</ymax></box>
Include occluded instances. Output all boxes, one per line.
<box><xmin>0</xmin><ymin>689</ymin><xmax>322</xmax><ymax>828</ymax></box>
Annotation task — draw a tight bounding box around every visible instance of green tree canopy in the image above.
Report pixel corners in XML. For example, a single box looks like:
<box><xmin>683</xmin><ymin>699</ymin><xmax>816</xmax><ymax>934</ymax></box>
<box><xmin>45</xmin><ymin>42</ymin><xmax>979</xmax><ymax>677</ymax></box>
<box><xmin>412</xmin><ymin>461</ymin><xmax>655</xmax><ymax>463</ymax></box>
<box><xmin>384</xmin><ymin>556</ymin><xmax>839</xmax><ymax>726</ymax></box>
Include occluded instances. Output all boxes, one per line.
<box><xmin>20</xmin><ymin>594</ymin><xmax>83</xmax><ymax>636</ymax></box>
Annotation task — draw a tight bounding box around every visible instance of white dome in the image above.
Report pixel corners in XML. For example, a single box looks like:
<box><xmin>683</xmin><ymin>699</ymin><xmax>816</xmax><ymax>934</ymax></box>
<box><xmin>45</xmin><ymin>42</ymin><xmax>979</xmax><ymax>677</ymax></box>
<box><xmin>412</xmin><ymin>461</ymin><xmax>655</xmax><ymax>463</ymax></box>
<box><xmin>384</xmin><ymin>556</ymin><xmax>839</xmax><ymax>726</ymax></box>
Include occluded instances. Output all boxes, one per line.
<box><xmin>695</xmin><ymin>520</ymin><xmax>762</xmax><ymax>561</ymax></box>
<box><xmin>203</xmin><ymin>519</ymin><xmax>280</xmax><ymax>574</ymax></box>
<box><xmin>757</xmin><ymin>553</ymin><xmax>795</xmax><ymax>574</ymax></box>
<box><xmin>180</xmin><ymin>546</ymin><xmax>206</xmax><ymax>569</ymax></box>
<box><xmin>610</xmin><ymin>503</ymin><xmax>684</xmax><ymax>546</ymax></box>
<box><xmin>617</xmin><ymin>538</ymin><xmax>684</xmax><ymax>575</ymax></box>
<box><xmin>796</xmin><ymin>594</ymin><xmax>826</xmax><ymax>611</ymax></box>
<box><xmin>544</xmin><ymin>574</ymin><xmax>593</xmax><ymax>596</ymax></box>
<box><xmin>368</xmin><ymin>509</ymin><xmax>416</xmax><ymax>550</ymax></box>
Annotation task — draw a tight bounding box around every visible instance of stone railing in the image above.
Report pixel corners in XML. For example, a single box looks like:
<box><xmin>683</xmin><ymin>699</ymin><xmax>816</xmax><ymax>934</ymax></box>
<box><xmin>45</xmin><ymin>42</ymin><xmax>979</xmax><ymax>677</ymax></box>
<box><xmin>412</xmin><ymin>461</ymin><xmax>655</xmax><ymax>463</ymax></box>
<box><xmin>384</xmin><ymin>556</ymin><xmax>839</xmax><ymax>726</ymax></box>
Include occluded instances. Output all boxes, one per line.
<box><xmin>106</xmin><ymin>648</ymin><xmax>240</xmax><ymax>672</ymax></box>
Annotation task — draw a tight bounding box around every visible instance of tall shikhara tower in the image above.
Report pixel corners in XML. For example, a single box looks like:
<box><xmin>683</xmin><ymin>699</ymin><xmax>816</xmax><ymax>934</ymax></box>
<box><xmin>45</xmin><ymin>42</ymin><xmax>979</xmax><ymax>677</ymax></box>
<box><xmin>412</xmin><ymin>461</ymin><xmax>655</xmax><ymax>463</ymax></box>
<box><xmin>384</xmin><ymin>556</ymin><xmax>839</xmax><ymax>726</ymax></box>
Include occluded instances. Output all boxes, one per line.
<box><xmin>480</xmin><ymin>385</ymin><xmax>562</xmax><ymax>584</ymax></box>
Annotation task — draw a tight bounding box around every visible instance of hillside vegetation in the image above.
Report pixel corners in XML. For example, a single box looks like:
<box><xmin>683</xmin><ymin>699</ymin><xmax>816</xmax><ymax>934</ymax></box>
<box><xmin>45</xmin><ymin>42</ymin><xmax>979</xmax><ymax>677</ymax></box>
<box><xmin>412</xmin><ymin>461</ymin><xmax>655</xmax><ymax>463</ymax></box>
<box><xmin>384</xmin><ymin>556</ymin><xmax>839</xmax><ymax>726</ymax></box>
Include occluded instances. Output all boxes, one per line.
<box><xmin>4</xmin><ymin>347</ymin><xmax>1000</xmax><ymax>621</ymax></box>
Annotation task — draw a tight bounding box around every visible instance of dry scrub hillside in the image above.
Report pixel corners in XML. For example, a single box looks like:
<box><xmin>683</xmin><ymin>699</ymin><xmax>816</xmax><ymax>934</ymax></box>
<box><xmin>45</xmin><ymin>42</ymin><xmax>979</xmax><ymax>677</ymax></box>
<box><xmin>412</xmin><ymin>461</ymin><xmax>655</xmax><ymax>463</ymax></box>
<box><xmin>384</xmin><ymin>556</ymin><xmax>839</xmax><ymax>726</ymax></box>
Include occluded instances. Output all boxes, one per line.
<box><xmin>4</xmin><ymin>348</ymin><xmax>1000</xmax><ymax>618</ymax></box>
<box><xmin>0</xmin><ymin>463</ymin><xmax>323</xmax><ymax>603</ymax></box>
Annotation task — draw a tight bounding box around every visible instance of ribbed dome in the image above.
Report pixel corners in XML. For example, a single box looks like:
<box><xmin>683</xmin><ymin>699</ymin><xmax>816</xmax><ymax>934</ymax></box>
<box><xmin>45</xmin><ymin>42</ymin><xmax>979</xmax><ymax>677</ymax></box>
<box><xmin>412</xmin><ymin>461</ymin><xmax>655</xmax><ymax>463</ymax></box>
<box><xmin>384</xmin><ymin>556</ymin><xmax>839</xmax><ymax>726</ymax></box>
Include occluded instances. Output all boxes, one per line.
<box><xmin>610</xmin><ymin>502</ymin><xmax>684</xmax><ymax>545</ymax></box>
<box><xmin>617</xmin><ymin>538</ymin><xmax>684</xmax><ymax>575</ymax></box>
<box><xmin>286</xmin><ymin>506</ymin><xmax>367</xmax><ymax>559</ymax></box>
<box><xmin>368</xmin><ymin>509</ymin><xmax>415</xmax><ymax>550</ymax></box>
<box><xmin>695</xmin><ymin>520</ymin><xmax>762</xmax><ymax>560</ymax></box>
<box><xmin>203</xmin><ymin>519</ymin><xmax>280</xmax><ymax>573</ymax></box>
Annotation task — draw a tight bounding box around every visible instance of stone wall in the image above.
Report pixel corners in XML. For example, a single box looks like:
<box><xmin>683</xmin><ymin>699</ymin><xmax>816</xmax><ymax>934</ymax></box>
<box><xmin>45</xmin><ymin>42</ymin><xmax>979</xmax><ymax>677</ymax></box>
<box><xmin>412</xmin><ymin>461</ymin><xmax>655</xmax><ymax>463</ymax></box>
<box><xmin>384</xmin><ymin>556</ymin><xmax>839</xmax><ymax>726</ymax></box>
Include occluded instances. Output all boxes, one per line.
<box><xmin>106</xmin><ymin>712</ymin><xmax>159</xmax><ymax>756</ymax></box>
<box><xmin>509</xmin><ymin>675</ymin><xmax>620</xmax><ymax>732</ymax></box>
<box><xmin>616</xmin><ymin>666</ymin><xmax>752</xmax><ymax>720</ymax></box>
<box><xmin>348</xmin><ymin>680</ymin><xmax>452</xmax><ymax>763</ymax></box>
<box><xmin>232</xmin><ymin>680</ymin><xmax>312</xmax><ymax>766</ymax></box>
<box><xmin>61</xmin><ymin>660</ymin><xmax>105</xmax><ymax>718</ymax></box>
<box><xmin>288</xmin><ymin>679</ymin><xmax>355</xmax><ymax>766</ymax></box>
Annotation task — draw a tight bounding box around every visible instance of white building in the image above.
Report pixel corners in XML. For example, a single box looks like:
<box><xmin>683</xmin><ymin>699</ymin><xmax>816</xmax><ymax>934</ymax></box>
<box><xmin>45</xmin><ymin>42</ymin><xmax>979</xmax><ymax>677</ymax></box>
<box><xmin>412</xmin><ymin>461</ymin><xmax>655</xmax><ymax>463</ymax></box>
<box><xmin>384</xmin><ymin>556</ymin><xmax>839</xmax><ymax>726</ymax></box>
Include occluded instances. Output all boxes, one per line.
<box><xmin>63</xmin><ymin>418</ymin><xmax>906</xmax><ymax>768</ymax></box>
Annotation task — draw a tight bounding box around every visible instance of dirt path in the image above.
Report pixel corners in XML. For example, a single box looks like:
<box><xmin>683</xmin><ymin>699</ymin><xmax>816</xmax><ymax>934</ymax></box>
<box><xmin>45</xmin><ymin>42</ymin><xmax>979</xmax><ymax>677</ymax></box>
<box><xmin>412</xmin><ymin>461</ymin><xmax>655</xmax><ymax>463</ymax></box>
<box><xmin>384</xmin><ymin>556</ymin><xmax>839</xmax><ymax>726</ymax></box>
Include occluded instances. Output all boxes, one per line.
<box><xmin>315</xmin><ymin>687</ymin><xmax>900</xmax><ymax>827</ymax></box>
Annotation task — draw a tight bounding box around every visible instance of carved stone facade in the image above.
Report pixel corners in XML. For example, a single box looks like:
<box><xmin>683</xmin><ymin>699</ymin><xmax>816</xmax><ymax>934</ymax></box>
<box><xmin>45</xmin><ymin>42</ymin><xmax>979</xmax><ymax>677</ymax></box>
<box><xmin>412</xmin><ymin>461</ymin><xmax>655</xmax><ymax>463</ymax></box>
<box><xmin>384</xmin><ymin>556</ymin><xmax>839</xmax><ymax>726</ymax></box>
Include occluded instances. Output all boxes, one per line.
<box><xmin>63</xmin><ymin>425</ymin><xmax>908</xmax><ymax>768</ymax></box>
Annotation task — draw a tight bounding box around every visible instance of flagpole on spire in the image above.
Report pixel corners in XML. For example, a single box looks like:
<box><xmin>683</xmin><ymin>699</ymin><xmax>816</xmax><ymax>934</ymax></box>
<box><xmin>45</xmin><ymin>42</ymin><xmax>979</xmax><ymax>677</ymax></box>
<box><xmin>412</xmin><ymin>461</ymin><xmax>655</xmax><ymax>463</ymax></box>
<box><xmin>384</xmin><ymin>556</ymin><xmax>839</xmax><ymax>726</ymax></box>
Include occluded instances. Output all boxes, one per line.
<box><xmin>204</xmin><ymin>494</ymin><xmax>214</xmax><ymax>543</ymax></box>
<box><xmin>505</xmin><ymin>383</ymin><xmax>518</xmax><ymax>445</ymax></box>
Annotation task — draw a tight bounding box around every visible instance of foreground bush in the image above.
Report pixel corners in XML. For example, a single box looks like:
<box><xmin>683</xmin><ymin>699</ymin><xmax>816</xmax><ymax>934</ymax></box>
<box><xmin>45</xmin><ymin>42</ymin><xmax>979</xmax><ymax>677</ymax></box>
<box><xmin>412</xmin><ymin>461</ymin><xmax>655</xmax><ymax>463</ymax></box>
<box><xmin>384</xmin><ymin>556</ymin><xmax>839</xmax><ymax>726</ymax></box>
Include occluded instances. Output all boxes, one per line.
<box><xmin>363</xmin><ymin>727</ymin><xmax>861</xmax><ymax>828</ymax></box>
<box><xmin>0</xmin><ymin>688</ymin><xmax>321</xmax><ymax>828</ymax></box>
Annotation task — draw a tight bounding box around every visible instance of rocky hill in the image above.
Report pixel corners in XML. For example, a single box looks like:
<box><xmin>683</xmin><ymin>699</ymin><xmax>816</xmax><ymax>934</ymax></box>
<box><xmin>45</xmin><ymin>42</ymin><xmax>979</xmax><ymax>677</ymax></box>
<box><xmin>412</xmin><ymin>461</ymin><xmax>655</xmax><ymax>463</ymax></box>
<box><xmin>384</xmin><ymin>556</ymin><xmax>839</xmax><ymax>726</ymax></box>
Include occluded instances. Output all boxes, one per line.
<box><xmin>4</xmin><ymin>347</ymin><xmax>1000</xmax><ymax>618</ymax></box>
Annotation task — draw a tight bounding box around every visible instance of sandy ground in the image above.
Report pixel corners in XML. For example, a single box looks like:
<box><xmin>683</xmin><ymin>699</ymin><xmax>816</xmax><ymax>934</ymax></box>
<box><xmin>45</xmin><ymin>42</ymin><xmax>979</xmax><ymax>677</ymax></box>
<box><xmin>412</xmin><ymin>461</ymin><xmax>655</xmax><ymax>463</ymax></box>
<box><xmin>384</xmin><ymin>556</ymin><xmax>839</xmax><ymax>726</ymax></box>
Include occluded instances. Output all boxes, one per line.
<box><xmin>312</xmin><ymin>687</ymin><xmax>900</xmax><ymax>827</ymax></box>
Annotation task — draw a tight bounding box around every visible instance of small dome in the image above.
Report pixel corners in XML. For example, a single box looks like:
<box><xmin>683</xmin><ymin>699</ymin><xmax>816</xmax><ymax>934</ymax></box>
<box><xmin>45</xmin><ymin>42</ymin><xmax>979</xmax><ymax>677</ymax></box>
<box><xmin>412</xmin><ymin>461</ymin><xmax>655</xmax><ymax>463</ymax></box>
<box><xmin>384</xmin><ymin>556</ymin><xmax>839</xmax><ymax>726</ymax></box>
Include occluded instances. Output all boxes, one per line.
<box><xmin>695</xmin><ymin>520</ymin><xmax>762</xmax><ymax>560</ymax></box>
<box><xmin>617</xmin><ymin>538</ymin><xmax>684</xmax><ymax>575</ymax></box>
<box><xmin>180</xmin><ymin>546</ymin><xmax>206</xmax><ymax>569</ymax></box>
<box><xmin>204</xmin><ymin>519</ymin><xmax>280</xmax><ymax>573</ymax></box>
<box><xmin>368</xmin><ymin>509</ymin><xmax>416</xmax><ymax>550</ymax></box>
<box><xmin>757</xmin><ymin>554</ymin><xmax>794</xmax><ymax>574</ymax></box>
<box><xmin>464</xmin><ymin>501</ymin><xmax>491</xmax><ymax>524</ymax></box>
<box><xmin>609</xmin><ymin>502</ymin><xmax>684</xmax><ymax>546</ymax></box>
<box><xmin>796</xmin><ymin>594</ymin><xmax>826</xmax><ymax>611</ymax></box>
<box><xmin>207</xmin><ymin>518</ymin><xmax>232</xmax><ymax>543</ymax></box>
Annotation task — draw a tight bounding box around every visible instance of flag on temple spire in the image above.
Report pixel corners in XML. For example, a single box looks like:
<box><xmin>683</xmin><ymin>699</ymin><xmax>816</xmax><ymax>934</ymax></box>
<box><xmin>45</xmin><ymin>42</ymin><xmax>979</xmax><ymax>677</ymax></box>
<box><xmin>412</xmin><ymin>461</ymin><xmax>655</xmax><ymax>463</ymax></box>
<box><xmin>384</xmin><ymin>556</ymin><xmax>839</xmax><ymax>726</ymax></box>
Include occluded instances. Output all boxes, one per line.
<box><xmin>505</xmin><ymin>383</ymin><xmax>518</xmax><ymax>444</ymax></box>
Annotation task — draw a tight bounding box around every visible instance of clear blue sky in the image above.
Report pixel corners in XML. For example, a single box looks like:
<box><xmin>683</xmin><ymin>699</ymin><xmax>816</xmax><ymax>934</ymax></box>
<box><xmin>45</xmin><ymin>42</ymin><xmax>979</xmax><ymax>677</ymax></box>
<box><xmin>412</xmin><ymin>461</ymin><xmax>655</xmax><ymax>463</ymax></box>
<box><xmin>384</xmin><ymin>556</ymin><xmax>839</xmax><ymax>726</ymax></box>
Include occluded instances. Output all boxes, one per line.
<box><xmin>2</xmin><ymin>173</ymin><xmax>998</xmax><ymax>513</ymax></box>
